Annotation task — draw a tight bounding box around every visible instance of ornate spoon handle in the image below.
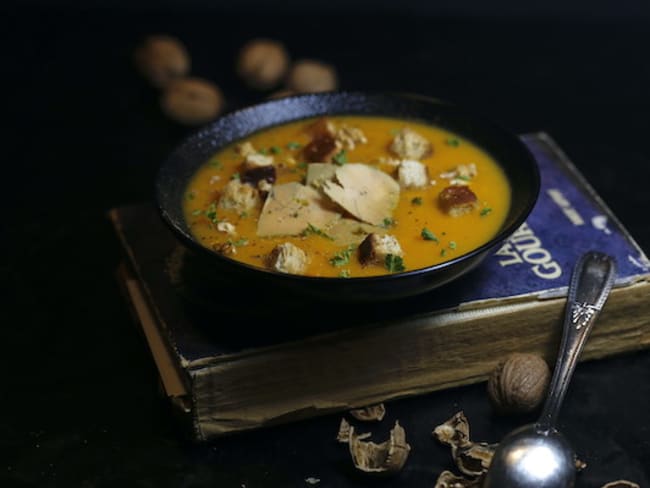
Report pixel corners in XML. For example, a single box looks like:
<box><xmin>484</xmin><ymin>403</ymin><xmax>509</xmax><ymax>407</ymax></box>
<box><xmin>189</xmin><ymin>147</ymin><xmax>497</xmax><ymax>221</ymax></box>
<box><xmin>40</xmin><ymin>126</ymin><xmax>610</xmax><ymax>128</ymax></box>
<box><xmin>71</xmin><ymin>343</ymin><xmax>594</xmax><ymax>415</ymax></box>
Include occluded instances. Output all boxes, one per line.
<box><xmin>536</xmin><ymin>251</ymin><xmax>616</xmax><ymax>433</ymax></box>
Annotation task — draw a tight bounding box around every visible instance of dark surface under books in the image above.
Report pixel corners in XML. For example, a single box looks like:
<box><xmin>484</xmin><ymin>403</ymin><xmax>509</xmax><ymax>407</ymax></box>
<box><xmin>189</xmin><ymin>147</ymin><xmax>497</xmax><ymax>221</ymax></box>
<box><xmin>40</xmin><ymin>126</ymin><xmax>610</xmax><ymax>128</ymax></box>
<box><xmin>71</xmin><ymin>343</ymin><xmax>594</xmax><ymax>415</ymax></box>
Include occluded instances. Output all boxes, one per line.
<box><xmin>3</xmin><ymin>4</ymin><xmax>650</xmax><ymax>487</ymax></box>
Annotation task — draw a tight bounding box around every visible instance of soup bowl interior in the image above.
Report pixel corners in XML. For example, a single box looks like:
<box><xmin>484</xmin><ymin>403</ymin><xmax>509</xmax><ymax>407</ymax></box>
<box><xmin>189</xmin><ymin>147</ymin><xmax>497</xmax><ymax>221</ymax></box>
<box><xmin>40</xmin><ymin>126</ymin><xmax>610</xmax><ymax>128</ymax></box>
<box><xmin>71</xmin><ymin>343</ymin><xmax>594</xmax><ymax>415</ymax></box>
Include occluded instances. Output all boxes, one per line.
<box><xmin>156</xmin><ymin>92</ymin><xmax>540</xmax><ymax>302</ymax></box>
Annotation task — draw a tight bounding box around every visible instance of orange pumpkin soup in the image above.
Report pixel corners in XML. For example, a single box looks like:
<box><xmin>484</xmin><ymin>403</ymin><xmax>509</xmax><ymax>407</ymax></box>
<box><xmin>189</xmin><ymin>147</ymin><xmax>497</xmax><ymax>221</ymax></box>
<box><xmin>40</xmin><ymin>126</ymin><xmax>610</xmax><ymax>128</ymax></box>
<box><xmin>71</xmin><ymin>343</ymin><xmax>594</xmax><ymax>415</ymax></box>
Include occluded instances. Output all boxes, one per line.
<box><xmin>183</xmin><ymin>115</ymin><xmax>510</xmax><ymax>278</ymax></box>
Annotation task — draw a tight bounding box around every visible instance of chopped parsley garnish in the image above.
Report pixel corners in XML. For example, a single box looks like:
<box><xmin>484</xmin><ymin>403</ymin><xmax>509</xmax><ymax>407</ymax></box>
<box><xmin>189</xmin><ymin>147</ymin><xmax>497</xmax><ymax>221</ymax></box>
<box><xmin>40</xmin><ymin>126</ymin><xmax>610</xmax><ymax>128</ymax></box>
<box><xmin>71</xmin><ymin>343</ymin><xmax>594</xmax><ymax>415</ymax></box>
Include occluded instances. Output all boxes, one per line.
<box><xmin>330</xmin><ymin>246</ymin><xmax>355</xmax><ymax>267</ymax></box>
<box><xmin>382</xmin><ymin>217</ymin><xmax>396</xmax><ymax>228</ymax></box>
<box><xmin>385</xmin><ymin>254</ymin><xmax>405</xmax><ymax>273</ymax></box>
<box><xmin>389</xmin><ymin>128</ymin><xmax>401</xmax><ymax>136</ymax></box>
<box><xmin>270</xmin><ymin>146</ymin><xmax>282</xmax><ymax>154</ymax></box>
<box><xmin>446</xmin><ymin>138</ymin><xmax>460</xmax><ymax>147</ymax></box>
<box><xmin>191</xmin><ymin>209</ymin><xmax>203</xmax><ymax>216</ymax></box>
<box><xmin>208</xmin><ymin>159</ymin><xmax>223</xmax><ymax>169</ymax></box>
<box><xmin>449</xmin><ymin>241</ymin><xmax>457</xmax><ymax>250</ymax></box>
<box><xmin>186</xmin><ymin>191</ymin><xmax>196</xmax><ymax>201</ymax></box>
<box><xmin>239</xmin><ymin>211</ymin><xmax>249</xmax><ymax>219</ymax></box>
<box><xmin>480</xmin><ymin>207</ymin><xmax>493</xmax><ymax>217</ymax></box>
<box><xmin>297</xmin><ymin>162</ymin><xmax>308</xmax><ymax>169</ymax></box>
<box><xmin>440</xmin><ymin>249</ymin><xmax>447</xmax><ymax>257</ymax></box>
<box><xmin>339</xmin><ymin>269</ymin><xmax>351</xmax><ymax>278</ymax></box>
<box><xmin>333</xmin><ymin>150</ymin><xmax>348</xmax><ymax>165</ymax></box>
<box><xmin>258</xmin><ymin>148</ymin><xmax>268</xmax><ymax>155</ymax></box>
<box><xmin>287</xmin><ymin>141</ymin><xmax>302</xmax><ymax>150</ymax></box>
<box><xmin>230</xmin><ymin>172</ymin><xmax>240</xmax><ymax>180</ymax></box>
<box><xmin>456</xmin><ymin>174</ymin><xmax>471</xmax><ymax>181</ymax></box>
<box><xmin>421</xmin><ymin>228</ymin><xmax>438</xmax><ymax>242</ymax></box>
<box><xmin>411</xmin><ymin>197</ymin><xmax>423</xmax><ymax>206</ymax></box>
<box><xmin>303</xmin><ymin>223</ymin><xmax>334</xmax><ymax>240</ymax></box>
<box><xmin>230</xmin><ymin>238</ymin><xmax>249</xmax><ymax>247</ymax></box>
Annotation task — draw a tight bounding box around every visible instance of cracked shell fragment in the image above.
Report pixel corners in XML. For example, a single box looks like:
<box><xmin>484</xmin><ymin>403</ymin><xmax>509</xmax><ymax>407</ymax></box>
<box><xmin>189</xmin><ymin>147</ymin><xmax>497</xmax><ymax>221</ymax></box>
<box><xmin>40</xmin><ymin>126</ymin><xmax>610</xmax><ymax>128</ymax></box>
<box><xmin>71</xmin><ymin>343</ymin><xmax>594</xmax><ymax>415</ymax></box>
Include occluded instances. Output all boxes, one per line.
<box><xmin>348</xmin><ymin>421</ymin><xmax>410</xmax><ymax>474</ymax></box>
<box><xmin>322</xmin><ymin>164</ymin><xmax>400</xmax><ymax>226</ymax></box>
<box><xmin>349</xmin><ymin>403</ymin><xmax>386</xmax><ymax>422</ymax></box>
<box><xmin>434</xmin><ymin>470</ymin><xmax>484</xmax><ymax>488</ymax></box>
<box><xmin>433</xmin><ymin>411</ymin><xmax>495</xmax><ymax>477</ymax></box>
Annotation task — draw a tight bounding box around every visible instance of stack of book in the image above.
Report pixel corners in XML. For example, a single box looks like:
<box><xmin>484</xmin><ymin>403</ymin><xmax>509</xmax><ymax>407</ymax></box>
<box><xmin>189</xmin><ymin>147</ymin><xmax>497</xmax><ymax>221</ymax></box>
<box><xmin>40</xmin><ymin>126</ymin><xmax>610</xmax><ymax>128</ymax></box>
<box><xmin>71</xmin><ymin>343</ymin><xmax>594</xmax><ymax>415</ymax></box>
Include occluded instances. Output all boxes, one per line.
<box><xmin>111</xmin><ymin>133</ymin><xmax>650</xmax><ymax>441</ymax></box>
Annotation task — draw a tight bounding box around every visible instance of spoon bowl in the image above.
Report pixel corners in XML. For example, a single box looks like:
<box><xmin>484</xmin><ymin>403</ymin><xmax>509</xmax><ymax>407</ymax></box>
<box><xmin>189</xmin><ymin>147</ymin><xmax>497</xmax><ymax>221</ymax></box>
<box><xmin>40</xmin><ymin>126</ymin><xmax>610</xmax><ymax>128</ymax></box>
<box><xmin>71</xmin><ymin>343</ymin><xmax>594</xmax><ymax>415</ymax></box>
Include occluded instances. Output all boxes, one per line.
<box><xmin>485</xmin><ymin>425</ymin><xmax>575</xmax><ymax>487</ymax></box>
<box><xmin>483</xmin><ymin>251</ymin><xmax>616</xmax><ymax>488</ymax></box>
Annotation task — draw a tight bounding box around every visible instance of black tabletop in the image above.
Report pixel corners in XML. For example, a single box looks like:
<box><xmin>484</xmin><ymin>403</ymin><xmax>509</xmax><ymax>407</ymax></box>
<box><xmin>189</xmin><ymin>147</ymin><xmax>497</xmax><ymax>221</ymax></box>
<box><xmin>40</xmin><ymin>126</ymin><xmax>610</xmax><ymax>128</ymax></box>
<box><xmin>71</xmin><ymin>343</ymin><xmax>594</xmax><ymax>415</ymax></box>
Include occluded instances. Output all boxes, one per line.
<box><xmin>2</xmin><ymin>4</ymin><xmax>650</xmax><ymax>487</ymax></box>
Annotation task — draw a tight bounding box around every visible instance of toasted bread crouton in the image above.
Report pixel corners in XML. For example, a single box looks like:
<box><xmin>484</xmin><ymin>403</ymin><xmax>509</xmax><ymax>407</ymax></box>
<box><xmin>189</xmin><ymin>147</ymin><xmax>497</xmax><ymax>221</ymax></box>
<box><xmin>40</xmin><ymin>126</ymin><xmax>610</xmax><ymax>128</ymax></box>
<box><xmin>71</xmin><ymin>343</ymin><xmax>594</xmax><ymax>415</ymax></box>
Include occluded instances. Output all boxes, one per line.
<box><xmin>303</xmin><ymin>132</ymin><xmax>340</xmax><ymax>162</ymax></box>
<box><xmin>218</xmin><ymin>179</ymin><xmax>261</xmax><ymax>213</ymax></box>
<box><xmin>235</xmin><ymin>141</ymin><xmax>257</xmax><ymax>157</ymax></box>
<box><xmin>335</xmin><ymin>124</ymin><xmax>367</xmax><ymax>151</ymax></box>
<box><xmin>438</xmin><ymin>185</ymin><xmax>479</xmax><ymax>216</ymax></box>
<box><xmin>243</xmin><ymin>152</ymin><xmax>274</xmax><ymax>170</ymax></box>
<box><xmin>398</xmin><ymin>160</ymin><xmax>429</xmax><ymax>188</ymax></box>
<box><xmin>216</xmin><ymin>221</ymin><xmax>237</xmax><ymax>236</ymax></box>
<box><xmin>389</xmin><ymin>128</ymin><xmax>432</xmax><ymax>160</ymax></box>
<box><xmin>267</xmin><ymin>242</ymin><xmax>308</xmax><ymax>274</ymax></box>
<box><xmin>358</xmin><ymin>233</ymin><xmax>403</xmax><ymax>266</ymax></box>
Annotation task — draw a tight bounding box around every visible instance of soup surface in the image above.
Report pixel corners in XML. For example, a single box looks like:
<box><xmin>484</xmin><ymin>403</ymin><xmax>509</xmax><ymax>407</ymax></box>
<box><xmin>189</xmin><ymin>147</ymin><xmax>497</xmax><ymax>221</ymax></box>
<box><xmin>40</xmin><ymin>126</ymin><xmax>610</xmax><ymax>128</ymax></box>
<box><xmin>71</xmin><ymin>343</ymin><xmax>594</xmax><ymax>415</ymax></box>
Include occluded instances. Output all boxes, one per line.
<box><xmin>183</xmin><ymin>115</ymin><xmax>511</xmax><ymax>278</ymax></box>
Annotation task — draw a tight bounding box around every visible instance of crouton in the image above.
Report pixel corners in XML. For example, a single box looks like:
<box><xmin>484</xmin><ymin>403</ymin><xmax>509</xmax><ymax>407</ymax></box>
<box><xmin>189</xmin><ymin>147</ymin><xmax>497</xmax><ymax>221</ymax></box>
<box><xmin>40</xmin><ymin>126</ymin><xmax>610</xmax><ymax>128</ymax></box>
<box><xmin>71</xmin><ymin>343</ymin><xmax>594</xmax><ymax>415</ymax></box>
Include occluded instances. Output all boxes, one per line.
<box><xmin>398</xmin><ymin>160</ymin><xmax>429</xmax><ymax>188</ymax></box>
<box><xmin>303</xmin><ymin>133</ymin><xmax>340</xmax><ymax>162</ymax></box>
<box><xmin>243</xmin><ymin>153</ymin><xmax>274</xmax><ymax>170</ymax></box>
<box><xmin>439</xmin><ymin>163</ymin><xmax>477</xmax><ymax>186</ymax></box>
<box><xmin>217</xmin><ymin>179</ymin><xmax>261</xmax><ymax>213</ymax></box>
<box><xmin>267</xmin><ymin>242</ymin><xmax>308</xmax><ymax>275</ymax></box>
<box><xmin>335</xmin><ymin>124</ymin><xmax>367</xmax><ymax>151</ymax></box>
<box><xmin>389</xmin><ymin>128</ymin><xmax>432</xmax><ymax>160</ymax></box>
<box><xmin>216</xmin><ymin>221</ymin><xmax>237</xmax><ymax>236</ymax></box>
<box><xmin>358</xmin><ymin>233</ymin><xmax>403</xmax><ymax>266</ymax></box>
<box><xmin>235</xmin><ymin>141</ymin><xmax>257</xmax><ymax>157</ymax></box>
<box><xmin>438</xmin><ymin>185</ymin><xmax>479</xmax><ymax>216</ymax></box>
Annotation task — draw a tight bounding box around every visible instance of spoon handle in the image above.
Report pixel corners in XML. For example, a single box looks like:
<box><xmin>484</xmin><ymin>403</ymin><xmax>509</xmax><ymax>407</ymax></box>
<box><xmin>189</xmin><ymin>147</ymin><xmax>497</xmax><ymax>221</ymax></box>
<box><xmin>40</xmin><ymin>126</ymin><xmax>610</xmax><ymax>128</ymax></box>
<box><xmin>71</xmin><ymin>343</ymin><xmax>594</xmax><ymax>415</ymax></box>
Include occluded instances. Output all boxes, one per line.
<box><xmin>536</xmin><ymin>251</ymin><xmax>616</xmax><ymax>433</ymax></box>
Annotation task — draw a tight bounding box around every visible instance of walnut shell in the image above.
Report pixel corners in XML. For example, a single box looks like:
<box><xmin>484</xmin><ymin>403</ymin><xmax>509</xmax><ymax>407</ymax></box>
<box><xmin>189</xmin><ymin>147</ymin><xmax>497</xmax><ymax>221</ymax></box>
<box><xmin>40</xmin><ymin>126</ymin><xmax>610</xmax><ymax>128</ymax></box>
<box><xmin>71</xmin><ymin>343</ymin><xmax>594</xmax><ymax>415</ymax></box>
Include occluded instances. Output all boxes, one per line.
<box><xmin>286</xmin><ymin>59</ymin><xmax>338</xmax><ymax>93</ymax></box>
<box><xmin>134</xmin><ymin>35</ymin><xmax>190</xmax><ymax>89</ymax></box>
<box><xmin>161</xmin><ymin>78</ymin><xmax>224</xmax><ymax>125</ymax></box>
<box><xmin>487</xmin><ymin>353</ymin><xmax>550</xmax><ymax>414</ymax></box>
<box><xmin>237</xmin><ymin>38</ymin><xmax>290</xmax><ymax>90</ymax></box>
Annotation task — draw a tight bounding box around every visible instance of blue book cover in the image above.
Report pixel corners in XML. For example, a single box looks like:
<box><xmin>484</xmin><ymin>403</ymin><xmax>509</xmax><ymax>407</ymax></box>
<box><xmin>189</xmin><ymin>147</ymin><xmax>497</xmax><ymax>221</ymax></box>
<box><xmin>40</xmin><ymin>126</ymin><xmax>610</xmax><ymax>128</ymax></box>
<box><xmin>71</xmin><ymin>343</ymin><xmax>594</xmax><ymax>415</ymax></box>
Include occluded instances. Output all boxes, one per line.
<box><xmin>111</xmin><ymin>132</ymin><xmax>650</xmax><ymax>368</ymax></box>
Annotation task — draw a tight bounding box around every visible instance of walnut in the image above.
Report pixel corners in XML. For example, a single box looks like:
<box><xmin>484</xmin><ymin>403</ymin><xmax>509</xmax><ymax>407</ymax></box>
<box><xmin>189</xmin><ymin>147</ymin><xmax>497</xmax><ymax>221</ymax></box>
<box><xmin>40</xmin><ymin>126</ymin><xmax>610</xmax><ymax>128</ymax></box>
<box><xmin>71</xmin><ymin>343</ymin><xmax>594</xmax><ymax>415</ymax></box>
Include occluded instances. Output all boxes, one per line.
<box><xmin>161</xmin><ymin>78</ymin><xmax>224</xmax><ymax>125</ymax></box>
<box><xmin>236</xmin><ymin>38</ymin><xmax>290</xmax><ymax>90</ymax></box>
<box><xmin>487</xmin><ymin>353</ymin><xmax>551</xmax><ymax>414</ymax></box>
<box><xmin>134</xmin><ymin>35</ymin><xmax>190</xmax><ymax>89</ymax></box>
<box><xmin>286</xmin><ymin>59</ymin><xmax>338</xmax><ymax>93</ymax></box>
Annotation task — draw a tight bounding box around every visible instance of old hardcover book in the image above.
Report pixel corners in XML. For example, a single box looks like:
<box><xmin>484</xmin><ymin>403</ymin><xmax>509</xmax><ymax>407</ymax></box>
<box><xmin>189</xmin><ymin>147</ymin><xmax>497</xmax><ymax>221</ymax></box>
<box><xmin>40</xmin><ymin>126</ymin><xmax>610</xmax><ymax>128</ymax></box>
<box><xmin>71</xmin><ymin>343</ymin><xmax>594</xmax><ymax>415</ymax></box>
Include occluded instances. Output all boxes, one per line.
<box><xmin>111</xmin><ymin>132</ymin><xmax>650</xmax><ymax>440</ymax></box>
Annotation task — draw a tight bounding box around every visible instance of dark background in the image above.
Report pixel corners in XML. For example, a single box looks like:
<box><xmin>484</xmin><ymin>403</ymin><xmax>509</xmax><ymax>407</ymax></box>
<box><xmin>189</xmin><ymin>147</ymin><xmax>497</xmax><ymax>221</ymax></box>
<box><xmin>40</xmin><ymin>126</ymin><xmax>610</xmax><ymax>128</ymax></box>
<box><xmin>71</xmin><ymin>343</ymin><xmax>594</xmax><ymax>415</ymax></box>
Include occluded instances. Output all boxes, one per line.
<box><xmin>2</xmin><ymin>2</ymin><xmax>650</xmax><ymax>487</ymax></box>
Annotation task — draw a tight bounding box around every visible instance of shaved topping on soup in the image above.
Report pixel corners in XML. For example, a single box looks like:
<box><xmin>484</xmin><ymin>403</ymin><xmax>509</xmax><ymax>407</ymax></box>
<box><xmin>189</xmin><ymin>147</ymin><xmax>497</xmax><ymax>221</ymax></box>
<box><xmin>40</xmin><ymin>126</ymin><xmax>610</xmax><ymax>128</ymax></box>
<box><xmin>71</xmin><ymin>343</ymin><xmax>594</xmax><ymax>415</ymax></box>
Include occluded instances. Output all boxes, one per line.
<box><xmin>183</xmin><ymin>115</ymin><xmax>511</xmax><ymax>277</ymax></box>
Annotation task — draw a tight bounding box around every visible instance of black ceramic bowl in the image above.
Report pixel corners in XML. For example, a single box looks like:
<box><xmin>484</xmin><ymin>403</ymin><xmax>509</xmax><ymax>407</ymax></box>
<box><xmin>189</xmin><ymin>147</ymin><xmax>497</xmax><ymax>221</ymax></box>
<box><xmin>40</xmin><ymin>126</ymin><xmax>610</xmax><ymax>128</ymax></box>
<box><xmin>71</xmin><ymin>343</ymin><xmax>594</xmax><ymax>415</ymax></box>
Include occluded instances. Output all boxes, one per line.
<box><xmin>156</xmin><ymin>92</ymin><xmax>539</xmax><ymax>302</ymax></box>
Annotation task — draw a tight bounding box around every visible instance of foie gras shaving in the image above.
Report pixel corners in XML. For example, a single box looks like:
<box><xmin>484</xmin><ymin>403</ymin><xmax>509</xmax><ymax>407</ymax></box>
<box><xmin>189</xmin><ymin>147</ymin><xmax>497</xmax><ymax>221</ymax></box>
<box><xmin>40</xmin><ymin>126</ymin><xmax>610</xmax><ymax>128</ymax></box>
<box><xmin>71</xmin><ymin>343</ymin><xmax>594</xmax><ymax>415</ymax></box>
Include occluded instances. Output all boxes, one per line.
<box><xmin>322</xmin><ymin>163</ymin><xmax>400</xmax><ymax>226</ymax></box>
<box><xmin>256</xmin><ymin>182</ymin><xmax>340</xmax><ymax>237</ymax></box>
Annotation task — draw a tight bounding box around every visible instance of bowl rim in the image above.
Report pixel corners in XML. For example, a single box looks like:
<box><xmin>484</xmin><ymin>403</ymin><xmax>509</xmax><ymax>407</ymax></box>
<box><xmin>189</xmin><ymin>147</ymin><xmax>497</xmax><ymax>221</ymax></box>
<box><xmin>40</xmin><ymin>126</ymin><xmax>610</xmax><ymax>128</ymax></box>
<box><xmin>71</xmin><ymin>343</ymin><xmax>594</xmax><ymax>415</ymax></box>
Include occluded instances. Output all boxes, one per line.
<box><xmin>155</xmin><ymin>90</ymin><xmax>541</xmax><ymax>285</ymax></box>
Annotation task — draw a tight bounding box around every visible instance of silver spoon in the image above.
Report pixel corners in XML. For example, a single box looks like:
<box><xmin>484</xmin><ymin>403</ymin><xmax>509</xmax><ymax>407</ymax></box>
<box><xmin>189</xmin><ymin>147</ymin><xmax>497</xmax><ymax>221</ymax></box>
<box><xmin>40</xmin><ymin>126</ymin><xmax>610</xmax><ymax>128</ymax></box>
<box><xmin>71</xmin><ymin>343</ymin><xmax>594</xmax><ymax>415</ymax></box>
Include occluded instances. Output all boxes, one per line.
<box><xmin>483</xmin><ymin>251</ymin><xmax>616</xmax><ymax>488</ymax></box>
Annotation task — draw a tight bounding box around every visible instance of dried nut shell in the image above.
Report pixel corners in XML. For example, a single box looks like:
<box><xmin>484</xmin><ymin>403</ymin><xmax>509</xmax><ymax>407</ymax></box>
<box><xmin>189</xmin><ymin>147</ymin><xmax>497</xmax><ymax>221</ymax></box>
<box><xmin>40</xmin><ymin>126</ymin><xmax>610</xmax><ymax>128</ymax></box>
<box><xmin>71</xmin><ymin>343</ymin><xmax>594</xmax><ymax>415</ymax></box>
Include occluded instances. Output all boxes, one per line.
<box><xmin>161</xmin><ymin>78</ymin><xmax>224</xmax><ymax>125</ymax></box>
<box><xmin>134</xmin><ymin>35</ymin><xmax>190</xmax><ymax>89</ymax></box>
<box><xmin>348</xmin><ymin>421</ymin><xmax>410</xmax><ymax>475</ymax></box>
<box><xmin>434</xmin><ymin>470</ymin><xmax>484</xmax><ymax>488</ymax></box>
<box><xmin>433</xmin><ymin>411</ymin><xmax>471</xmax><ymax>448</ymax></box>
<box><xmin>286</xmin><ymin>59</ymin><xmax>338</xmax><ymax>93</ymax></box>
<box><xmin>349</xmin><ymin>404</ymin><xmax>386</xmax><ymax>422</ymax></box>
<box><xmin>237</xmin><ymin>38</ymin><xmax>290</xmax><ymax>90</ymax></box>
<box><xmin>487</xmin><ymin>353</ymin><xmax>551</xmax><ymax>414</ymax></box>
